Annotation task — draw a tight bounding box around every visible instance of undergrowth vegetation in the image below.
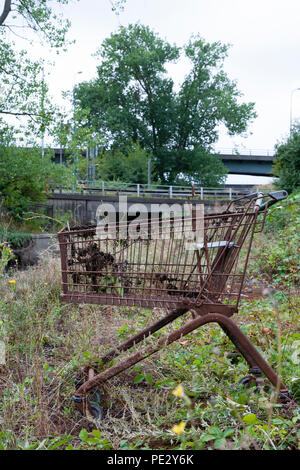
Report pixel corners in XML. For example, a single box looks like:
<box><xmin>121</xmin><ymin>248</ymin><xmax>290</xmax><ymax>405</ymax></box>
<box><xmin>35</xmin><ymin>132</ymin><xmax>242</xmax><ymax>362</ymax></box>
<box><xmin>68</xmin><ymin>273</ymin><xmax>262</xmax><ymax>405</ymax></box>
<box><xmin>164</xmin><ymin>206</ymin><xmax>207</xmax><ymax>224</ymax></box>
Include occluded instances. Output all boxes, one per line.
<box><xmin>249</xmin><ymin>192</ymin><xmax>300</xmax><ymax>287</ymax></box>
<box><xmin>0</xmin><ymin>256</ymin><xmax>299</xmax><ymax>450</ymax></box>
<box><xmin>0</xmin><ymin>193</ymin><xmax>299</xmax><ymax>451</ymax></box>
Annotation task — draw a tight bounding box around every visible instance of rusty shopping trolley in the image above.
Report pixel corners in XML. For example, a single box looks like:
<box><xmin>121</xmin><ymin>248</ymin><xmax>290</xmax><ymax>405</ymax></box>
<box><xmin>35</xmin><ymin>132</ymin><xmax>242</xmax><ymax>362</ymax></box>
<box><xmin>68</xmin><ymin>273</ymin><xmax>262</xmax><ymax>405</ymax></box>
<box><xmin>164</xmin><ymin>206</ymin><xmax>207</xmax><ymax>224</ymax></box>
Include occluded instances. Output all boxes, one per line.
<box><xmin>58</xmin><ymin>190</ymin><xmax>294</xmax><ymax>417</ymax></box>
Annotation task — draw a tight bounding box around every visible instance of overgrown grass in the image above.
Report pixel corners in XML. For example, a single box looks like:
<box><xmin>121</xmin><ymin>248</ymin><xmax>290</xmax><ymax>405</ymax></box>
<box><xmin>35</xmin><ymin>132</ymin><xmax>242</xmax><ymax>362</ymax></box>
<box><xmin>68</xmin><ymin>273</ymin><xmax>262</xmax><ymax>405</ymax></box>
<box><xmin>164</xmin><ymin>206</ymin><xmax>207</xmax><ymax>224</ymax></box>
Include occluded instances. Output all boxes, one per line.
<box><xmin>0</xmin><ymin>255</ymin><xmax>299</xmax><ymax>450</ymax></box>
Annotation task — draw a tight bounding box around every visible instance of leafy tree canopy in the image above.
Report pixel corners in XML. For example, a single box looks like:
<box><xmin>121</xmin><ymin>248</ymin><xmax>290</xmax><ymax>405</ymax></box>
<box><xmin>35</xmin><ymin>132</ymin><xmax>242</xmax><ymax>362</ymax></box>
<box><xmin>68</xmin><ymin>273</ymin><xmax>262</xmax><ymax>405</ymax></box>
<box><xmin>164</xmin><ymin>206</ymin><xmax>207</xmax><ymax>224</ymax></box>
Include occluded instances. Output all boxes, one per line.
<box><xmin>0</xmin><ymin>0</ymin><xmax>75</xmax><ymax>135</ymax></box>
<box><xmin>94</xmin><ymin>142</ymin><xmax>150</xmax><ymax>184</ymax></box>
<box><xmin>0</xmin><ymin>128</ymin><xmax>71</xmax><ymax>218</ymax></box>
<box><xmin>273</xmin><ymin>125</ymin><xmax>300</xmax><ymax>194</ymax></box>
<box><xmin>0</xmin><ymin>0</ymin><xmax>72</xmax><ymax>43</ymax></box>
<box><xmin>75</xmin><ymin>23</ymin><xmax>257</xmax><ymax>185</ymax></box>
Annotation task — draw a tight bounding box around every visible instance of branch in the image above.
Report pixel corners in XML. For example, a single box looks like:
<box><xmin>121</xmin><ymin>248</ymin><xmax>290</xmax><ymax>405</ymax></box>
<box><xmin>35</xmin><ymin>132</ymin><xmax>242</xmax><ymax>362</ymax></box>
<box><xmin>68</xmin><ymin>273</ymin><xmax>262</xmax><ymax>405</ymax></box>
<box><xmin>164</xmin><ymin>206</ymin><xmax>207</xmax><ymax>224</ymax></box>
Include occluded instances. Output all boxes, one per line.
<box><xmin>23</xmin><ymin>211</ymin><xmax>67</xmax><ymax>227</ymax></box>
<box><xmin>0</xmin><ymin>0</ymin><xmax>12</xmax><ymax>26</ymax></box>
<box><xmin>0</xmin><ymin>109</ymin><xmax>50</xmax><ymax>125</ymax></box>
<box><xmin>18</xmin><ymin>0</ymin><xmax>43</xmax><ymax>35</ymax></box>
<box><xmin>0</xmin><ymin>64</ymin><xmax>24</xmax><ymax>81</ymax></box>
<box><xmin>0</xmin><ymin>110</ymin><xmax>41</xmax><ymax>117</ymax></box>
<box><xmin>3</xmin><ymin>23</ymin><xmax>32</xmax><ymax>41</ymax></box>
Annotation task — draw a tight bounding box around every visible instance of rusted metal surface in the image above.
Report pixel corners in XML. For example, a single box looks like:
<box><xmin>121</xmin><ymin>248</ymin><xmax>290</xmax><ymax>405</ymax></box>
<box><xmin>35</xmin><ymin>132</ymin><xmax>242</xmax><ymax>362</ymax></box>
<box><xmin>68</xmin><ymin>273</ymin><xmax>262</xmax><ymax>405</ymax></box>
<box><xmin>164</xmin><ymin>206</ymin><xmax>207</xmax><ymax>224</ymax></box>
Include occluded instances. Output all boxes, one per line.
<box><xmin>74</xmin><ymin>312</ymin><xmax>289</xmax><ymax>397</ymax></box>
<box><xmin>57</xmin><ymin>191</ymin><xmax>295</xmax><ymax>408</ymax></box>
<box><xmin>88</xmin><ymin>368</ymin><xmax>95</xmax><ymax>381</ymax></box>
<box><xmin>58</xmin><ymin>197</ymin><xmax>266</xmax><ymax>311</ymax></box>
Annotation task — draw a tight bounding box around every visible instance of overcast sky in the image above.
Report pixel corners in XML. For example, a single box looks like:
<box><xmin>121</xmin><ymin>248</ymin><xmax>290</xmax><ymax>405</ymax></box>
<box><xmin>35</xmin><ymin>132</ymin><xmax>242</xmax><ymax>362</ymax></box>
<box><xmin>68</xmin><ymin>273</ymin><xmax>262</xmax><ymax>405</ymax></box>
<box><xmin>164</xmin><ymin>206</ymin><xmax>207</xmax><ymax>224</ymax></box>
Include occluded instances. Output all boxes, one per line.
<box><xmin>5</xmin><ymin>0</ymin><xmax>300</xmax><ymax>183</ymax></box>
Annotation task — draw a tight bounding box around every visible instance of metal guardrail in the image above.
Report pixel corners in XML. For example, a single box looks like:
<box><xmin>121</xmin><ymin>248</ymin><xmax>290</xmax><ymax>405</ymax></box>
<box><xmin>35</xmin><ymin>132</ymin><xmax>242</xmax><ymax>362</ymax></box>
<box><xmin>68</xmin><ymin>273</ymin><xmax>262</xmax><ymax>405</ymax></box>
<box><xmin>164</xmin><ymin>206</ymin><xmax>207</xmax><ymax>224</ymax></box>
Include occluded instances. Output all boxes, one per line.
<box><xmin>215</xmin><ymin>147</ymin><xmax>274</xmax><ymax>157</ymax></box>
<box><xmin>49</xmin><ymin>181</ymin><xmax>253</xmax><ymax>201</ymax></box>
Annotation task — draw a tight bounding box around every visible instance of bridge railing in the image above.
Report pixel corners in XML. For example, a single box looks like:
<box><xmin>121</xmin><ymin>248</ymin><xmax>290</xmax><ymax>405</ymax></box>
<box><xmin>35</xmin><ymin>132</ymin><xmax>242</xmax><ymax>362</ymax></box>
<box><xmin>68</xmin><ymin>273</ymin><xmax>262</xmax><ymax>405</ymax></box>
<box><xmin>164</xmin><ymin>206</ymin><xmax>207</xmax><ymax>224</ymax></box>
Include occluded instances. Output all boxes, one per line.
<box><xmin>48</xmin><ymin>181</ymin><xmax>253</xmax><ymax>200</ymax></box>
<box><xmin>215</xmin><ymin>147</ymin><xmax>274</xmax><ymax>157</ymax></box>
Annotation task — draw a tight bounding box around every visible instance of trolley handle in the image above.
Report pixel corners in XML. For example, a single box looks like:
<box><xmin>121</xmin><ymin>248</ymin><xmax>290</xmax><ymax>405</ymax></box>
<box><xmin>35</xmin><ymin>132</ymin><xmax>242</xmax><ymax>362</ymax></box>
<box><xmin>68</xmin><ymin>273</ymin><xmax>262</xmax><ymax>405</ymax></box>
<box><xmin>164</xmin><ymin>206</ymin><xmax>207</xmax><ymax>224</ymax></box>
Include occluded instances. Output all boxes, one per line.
<box><xmin>258</xmin><ymin>190</ymin><xmax>288</xmax><ymax>212</ymax></box>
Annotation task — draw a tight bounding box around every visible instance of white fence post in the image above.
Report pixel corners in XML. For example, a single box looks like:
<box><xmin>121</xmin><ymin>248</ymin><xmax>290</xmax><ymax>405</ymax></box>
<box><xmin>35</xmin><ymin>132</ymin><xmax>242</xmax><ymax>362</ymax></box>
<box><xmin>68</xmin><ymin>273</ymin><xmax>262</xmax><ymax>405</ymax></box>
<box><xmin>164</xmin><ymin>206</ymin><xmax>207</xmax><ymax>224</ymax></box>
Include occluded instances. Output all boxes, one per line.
<box><xmin>169</xmin><ymin>186</ymin><xmax>173</xmax><ymax>198</ymax></box>
<box><xmin>137</xmin><ymin>183</ymin><xmax>140</xmax><ymax>197</ymax></box>
<box><xmin>102</xmin><ymin>181</ymin><xmax>105</xmax><ymax>196</ymax></box>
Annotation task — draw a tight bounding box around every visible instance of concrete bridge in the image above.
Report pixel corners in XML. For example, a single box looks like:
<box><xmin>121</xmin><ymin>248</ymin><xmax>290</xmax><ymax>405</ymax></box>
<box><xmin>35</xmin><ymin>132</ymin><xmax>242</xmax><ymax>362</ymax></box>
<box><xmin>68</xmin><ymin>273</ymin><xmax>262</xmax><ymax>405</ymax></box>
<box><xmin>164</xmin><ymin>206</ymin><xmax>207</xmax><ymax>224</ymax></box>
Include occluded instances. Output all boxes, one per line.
<box><xmin>218</xmin><ymin>151</ymin><xmax>274</xmax><ymax>176</ymax></box>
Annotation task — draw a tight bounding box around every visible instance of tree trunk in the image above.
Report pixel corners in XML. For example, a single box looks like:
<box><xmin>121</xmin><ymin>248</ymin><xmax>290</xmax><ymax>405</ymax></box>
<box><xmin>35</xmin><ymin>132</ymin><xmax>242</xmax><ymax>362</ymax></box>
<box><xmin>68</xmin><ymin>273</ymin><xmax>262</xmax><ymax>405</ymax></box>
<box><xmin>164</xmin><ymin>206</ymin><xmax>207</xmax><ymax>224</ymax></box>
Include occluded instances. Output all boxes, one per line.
<box><xmin>0</xmin><ymin>0</ymin><xmax>11</xmax><ymax>26</ymax></box>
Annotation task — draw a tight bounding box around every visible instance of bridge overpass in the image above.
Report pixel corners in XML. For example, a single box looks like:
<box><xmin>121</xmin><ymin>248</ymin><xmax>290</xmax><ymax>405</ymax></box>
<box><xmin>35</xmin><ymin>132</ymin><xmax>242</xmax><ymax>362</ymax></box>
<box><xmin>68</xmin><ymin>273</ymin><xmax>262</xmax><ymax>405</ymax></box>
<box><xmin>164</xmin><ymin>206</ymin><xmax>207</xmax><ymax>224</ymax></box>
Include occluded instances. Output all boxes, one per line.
<box><xmin>53</xmin><ymin>148</ymin><xmax>275</xmax><ymax>177</ymax></box>
<box><xmin>217</xmin><ymin>149</ymin><xmax>274</xmax><ymax>176</ymax></box>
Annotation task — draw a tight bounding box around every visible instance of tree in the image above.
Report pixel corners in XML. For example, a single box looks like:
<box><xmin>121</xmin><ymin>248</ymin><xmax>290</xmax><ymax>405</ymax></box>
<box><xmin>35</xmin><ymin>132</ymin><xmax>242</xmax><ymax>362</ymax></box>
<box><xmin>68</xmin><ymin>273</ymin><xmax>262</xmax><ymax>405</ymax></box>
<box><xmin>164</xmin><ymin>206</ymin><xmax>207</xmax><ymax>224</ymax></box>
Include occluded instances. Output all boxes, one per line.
<box><xmin>272</xmin><ymin>126</ymin><xmax>300</xmax><ymax>193</ymax></box>
<box><xmin>0</xmin><ymin>1</ymin><xmax>71</xmax><ymax>41</ymax></box>
<box><xmin>0</xmin><ymin>1</ymin><xmax>77</xmax><ymax>220</ymax></box>
<box><xmin>53</xmin><ymin>106</ymin><xmax>102</xmax><ymax>187</ymax></box>
<box><xmin>0</xmin><ymin>0</ymin><xmax>74</xmax><ymax>136</ymax></box>
<box><xmin>0</xmin><ymin>1</ymin><xmax>11</xmax><ymax>26</ymax></box>
<box><xmin>0</xmin><ymin>132</ymin><xmax>71</xmax><ymax>218</ymax></box>
<box><xmin>0</xmin><ymin>1</ymin><xmax>129</xmax><ymax>134</ymax></box>
<box><xmin>75</xmin><ymin>24</ymin><xmax>256</xmax><ymax>185</ymax></box>
<box><xmin>94</xmin><ymin>142</ymin><xmax>150</xmax><ymax>183</ymax></box>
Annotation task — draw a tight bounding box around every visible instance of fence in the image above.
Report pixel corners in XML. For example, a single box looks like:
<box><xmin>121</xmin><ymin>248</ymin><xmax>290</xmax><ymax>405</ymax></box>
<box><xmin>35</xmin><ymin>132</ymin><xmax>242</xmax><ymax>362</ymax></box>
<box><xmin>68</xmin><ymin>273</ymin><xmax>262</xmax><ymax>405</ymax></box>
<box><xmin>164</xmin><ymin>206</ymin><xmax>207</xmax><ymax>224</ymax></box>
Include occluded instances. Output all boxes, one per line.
<box><xmin>49</xmin><ymin>181</ymin><xmax>254</xmax><ymax>201</ymax></box>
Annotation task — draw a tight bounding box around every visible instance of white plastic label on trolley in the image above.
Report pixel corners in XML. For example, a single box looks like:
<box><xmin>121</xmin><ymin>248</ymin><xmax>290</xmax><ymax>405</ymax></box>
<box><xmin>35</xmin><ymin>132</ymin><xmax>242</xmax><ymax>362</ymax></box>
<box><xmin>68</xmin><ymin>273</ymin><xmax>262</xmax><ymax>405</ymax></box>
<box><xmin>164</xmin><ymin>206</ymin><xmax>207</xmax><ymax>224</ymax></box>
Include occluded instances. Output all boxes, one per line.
<box><xmin>254</xmin><ymin>193</ymin><xmax>264</xmax><ymax>211</ymax></box>
<box><xmin>194</xmin><ymin>241</ymin><xmax>234</xmax><ymax>250</ymax></box>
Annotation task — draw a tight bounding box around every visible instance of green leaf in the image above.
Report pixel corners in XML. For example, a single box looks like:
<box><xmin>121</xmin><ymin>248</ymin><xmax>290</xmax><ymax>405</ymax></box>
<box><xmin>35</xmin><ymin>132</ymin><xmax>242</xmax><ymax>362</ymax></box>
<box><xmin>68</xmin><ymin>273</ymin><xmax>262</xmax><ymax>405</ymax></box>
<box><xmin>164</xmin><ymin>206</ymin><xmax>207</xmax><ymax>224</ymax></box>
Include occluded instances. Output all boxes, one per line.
<box><xmin>145</xmin><ymin>374</ymin><xmax>153</xmax><ymax>385</ymax></box>
<box><xmin>134</xmin><ymin>373</ymin><xmax>145</xmax><ymax>384</ymax></box>
<box><xmin>214</xmin><ymin>438</ymin><xmax>225</xmax><ymax>449</ymax></box>
<box><xmin>86</xmin><ymin>438</ymin><xmax>98</xmax><ymax>445</ymax></box>
<box><xmin>201</xmin><ymin>434</ymin><xmax>216</xmax><ymax>442</ymax></box>
<box><xmin>79</xmin><ymin>428</ymin><xmax>88</xmax><ymax>442</ymax></box>
<box><xmin>119</xmin><ymin>440</ymin><xmax>129</xmax><ymax>449</ymax></box>
<box><xmin>223</xmin><ymin>428</ymin><xmax>234</xmax><ymax>438</ymax></box>
<box><xmin>242</xmin><ymin>413</ymin><xmax>259</xmax><ymax>425</ymax></box>
<box><xmin>91</xmin><ymin>430</ymin><xmax>102</xmax><ymax>439</ymax></box>
<box><xmin>47</xmin><ymin>436</ymin><xmax>73</xmax><ymax>450</ymax></box>
<box><xmin>271</xmin><ymin>418</ymin><xmax>283</xmax><ymax>425</ymax></box>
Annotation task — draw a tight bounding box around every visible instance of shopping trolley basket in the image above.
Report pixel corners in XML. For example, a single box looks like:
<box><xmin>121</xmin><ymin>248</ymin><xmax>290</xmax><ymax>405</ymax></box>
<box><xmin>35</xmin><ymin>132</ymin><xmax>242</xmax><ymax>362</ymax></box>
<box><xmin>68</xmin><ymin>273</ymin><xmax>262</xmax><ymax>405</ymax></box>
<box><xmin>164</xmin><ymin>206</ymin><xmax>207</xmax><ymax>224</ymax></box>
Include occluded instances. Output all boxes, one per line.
<box><xmin>58</xmin><ymin>190</ymin><xmax>294</xmax><ymax>416</ymax></box>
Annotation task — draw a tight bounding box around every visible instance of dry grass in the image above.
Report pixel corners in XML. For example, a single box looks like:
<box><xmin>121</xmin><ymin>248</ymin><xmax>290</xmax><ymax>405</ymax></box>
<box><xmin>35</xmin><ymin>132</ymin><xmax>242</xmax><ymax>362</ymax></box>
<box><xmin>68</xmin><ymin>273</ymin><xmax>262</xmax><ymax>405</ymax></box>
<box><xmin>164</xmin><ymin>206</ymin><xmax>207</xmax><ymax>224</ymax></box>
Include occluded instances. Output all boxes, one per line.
<box><xmin>0</xmin><ymin>254</ymin><xmax>299</xmax><ymax>450</ymax></box>
<box><xmin>0</xmin><ymin>256</ymin><xmax>190</xmax><ymax>448</ymax></box>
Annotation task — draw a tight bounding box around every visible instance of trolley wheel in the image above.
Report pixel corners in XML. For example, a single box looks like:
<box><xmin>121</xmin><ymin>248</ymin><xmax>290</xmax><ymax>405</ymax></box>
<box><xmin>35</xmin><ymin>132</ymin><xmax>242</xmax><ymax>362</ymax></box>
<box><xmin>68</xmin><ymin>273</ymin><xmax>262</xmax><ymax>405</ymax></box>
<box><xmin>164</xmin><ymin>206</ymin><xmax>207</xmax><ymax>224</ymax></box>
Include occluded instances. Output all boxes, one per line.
<box><xmin>238</xmin><ymin>366</ymin><xmax>263</xmax><ymax>389</ymax></box>
<box><xmin>89</xmin><ymin>389</ymin><xmax>103</xmax><ymax>420</ymax></box>
<box><xmin>238</xmin><ymin>376</ymin><xmax>262</xmax><ymax>394</ymax></box>
<box><xmin>74</xmin><ymin>378</ymin><xmax>84</xmax><ymax>389</ymax></box>
<box><xmin>73</xmin><ymin>387</ymin><xmax>103</xmax><ymax>420</ymax></box>
<box><xmin>238</xmin><ymin>375</ymin><xmax>255</xmax><ymax>388</ymax></box>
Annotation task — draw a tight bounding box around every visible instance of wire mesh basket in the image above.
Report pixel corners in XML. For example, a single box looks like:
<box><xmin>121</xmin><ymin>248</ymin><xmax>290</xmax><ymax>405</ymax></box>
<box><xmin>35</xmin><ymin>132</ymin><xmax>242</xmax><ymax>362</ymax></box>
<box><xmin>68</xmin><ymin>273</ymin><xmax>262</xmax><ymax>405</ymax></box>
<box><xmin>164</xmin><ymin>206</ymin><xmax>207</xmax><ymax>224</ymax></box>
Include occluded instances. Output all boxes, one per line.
<box><xmin>58</xmin><ymin>192</ymin><xmax>275</xmax><ymax>313</ymax></box>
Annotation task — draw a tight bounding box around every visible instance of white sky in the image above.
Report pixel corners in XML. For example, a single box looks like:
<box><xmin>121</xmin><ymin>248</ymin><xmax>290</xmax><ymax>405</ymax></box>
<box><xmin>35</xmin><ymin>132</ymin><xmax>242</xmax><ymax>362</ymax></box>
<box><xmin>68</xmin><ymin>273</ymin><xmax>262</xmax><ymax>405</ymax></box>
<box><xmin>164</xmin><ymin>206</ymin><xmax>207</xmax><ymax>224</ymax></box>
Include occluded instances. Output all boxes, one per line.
<box><xmin>4</xmin><ymin>0</ymin><xmax>300</xmax><ymax>183</ymax></box>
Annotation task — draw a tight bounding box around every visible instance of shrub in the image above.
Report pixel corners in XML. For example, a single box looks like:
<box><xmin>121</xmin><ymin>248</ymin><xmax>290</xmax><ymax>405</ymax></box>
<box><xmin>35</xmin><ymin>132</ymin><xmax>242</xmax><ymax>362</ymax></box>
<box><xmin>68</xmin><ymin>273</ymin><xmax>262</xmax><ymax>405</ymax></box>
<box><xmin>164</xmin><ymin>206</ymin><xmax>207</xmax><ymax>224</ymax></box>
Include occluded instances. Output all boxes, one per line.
<box><xmin>250</xmin><ymin>192</ymin><xmax>300</xmax><ymax>286</ymax></box>
<box><xmin>96</xmin><ymin>142</ymin><xmax>150</xmax><ymax>183</ymax></box>
<box><xmin>0</xmin><ymin>144</ymin><xmax>71</xmax><ymax>219</ymax></box>
<box><xmin>273</xmin><ymin>127</ymin><xmax>300</xmax><ymax>193</ymax></box>
<box><xmin>0</xmin><ymin>227</ymin><xmax>32</xmax><ymax>249</ymax></box>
